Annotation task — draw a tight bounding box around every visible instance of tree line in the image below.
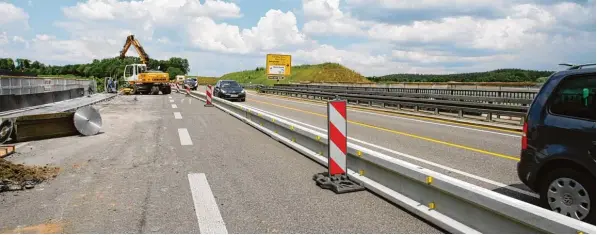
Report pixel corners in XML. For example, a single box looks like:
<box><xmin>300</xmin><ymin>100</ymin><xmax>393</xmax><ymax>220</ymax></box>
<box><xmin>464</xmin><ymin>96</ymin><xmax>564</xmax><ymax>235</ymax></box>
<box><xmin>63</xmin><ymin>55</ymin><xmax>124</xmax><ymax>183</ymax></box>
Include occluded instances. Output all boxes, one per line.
<box><xmin>0</xmin><ymin>57</ymin><xmax>189</xmax><ymax>81</ymax></box>
<box><xmin>367</xmin><ymin>69</ymin><xmax>554</xmax><ymax>83</ymax></box>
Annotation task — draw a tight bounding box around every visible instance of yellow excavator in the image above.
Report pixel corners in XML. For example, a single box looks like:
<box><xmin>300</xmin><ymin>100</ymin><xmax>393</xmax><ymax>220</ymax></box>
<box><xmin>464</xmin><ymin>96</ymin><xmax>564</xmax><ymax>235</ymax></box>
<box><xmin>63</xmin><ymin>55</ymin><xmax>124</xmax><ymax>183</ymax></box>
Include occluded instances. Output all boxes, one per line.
<box><xmin>119</xmin><ymin>35</ymin><xmax>171</xmax><ymax>95</ymax></box>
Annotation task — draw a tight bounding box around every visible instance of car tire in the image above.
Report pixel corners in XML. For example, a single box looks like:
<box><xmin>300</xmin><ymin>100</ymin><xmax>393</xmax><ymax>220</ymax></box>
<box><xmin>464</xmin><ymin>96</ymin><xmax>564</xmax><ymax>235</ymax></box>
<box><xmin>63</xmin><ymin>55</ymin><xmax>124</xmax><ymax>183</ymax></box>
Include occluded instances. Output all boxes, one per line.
<box><xmin>539</xmin><ymin>167</ymin><xmax>595</xmax><ymax>224</ymax></box>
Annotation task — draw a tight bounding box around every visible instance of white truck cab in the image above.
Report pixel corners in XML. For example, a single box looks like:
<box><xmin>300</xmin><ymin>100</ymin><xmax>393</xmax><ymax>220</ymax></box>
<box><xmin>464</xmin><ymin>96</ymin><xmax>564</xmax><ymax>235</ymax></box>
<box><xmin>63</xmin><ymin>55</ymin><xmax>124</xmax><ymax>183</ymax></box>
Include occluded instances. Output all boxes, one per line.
<box><xmin>124</xmin><ymin>64</ymin><xmax>147</xmax><ymax>82</ymax></box>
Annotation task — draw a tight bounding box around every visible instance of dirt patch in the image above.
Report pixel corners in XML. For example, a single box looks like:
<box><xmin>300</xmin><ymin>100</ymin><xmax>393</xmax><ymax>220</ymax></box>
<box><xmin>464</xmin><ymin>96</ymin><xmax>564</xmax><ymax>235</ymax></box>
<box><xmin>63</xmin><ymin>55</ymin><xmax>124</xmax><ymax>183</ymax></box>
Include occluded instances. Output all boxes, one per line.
<box><xmin>0</xmin><ymin>158</ymin><xmax>60</xmax><ymax>192</ymax></box>
<box><xmin>1</xmin><ymin>220</ymin><xmax>65</xmax><ymax>234</ymax></box>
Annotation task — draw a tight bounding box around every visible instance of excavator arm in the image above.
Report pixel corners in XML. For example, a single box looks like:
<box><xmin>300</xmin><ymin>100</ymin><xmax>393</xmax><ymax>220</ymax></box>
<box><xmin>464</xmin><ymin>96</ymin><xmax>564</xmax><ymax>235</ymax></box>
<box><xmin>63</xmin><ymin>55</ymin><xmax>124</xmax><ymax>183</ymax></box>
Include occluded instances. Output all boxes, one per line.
<box><xmin>119</xmin><ymin>35</ymin><xmax>150</xmax><ymax>65</ymax></box>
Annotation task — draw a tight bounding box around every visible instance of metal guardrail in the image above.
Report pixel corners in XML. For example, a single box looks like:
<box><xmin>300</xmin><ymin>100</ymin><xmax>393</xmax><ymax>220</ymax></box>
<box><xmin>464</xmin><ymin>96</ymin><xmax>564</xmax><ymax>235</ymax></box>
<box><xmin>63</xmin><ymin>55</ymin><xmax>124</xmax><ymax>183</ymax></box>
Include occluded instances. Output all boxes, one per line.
<box><xmin>259</xmin><ymin>87</ymin><xmax>527</xmax><ymax>123</ymax></box>
<box><xmin>182</xmin><ymin>88</ymin><xmax>595</xmax><ymax>234</ymax></box>
<box><xmin>270</xmin><ymin>87</ymin><xmax>533</xmax><ymax>105</ymax></box>
<box><xmin>274</xmin><ymin>84</ymin><xmax>539</xmax><ymax>100</ymax></box>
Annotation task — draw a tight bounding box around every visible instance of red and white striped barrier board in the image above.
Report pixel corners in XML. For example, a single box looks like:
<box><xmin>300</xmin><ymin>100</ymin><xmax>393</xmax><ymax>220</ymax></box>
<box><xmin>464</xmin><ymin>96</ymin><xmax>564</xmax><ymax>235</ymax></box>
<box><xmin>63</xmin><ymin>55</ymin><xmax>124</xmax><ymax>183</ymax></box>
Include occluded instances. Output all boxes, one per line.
<box><xmin>205</xmin><ymin>85</ymin><xmax>214</xmax><ymax>107</ymax></box>
<box><xmin>185</xmin><ymin>84</ymin><xmax>190</xmax><ymax>95</ymax></box>
<box><xmin>327</xmin><ymin>100</ymin><xmax>347</xmax><ymax>176</ymax></box>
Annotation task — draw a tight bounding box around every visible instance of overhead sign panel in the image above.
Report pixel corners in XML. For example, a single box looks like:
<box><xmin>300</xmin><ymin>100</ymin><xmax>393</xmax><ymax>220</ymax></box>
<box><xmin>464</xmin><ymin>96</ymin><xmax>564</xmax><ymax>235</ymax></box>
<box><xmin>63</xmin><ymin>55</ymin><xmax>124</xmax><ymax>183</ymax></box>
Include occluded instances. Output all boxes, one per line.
<box><xmin>266</xmin><ymin>54</ymin><xmax>291</xmax><ymax>77</ymax></box>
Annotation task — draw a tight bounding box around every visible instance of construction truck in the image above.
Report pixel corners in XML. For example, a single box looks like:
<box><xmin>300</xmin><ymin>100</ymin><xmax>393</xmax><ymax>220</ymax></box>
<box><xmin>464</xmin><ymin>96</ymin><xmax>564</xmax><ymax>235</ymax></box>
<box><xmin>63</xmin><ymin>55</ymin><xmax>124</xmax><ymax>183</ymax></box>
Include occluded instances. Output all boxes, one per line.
<box><xmin>176</xmin><ymin>75</ymin><xmax>186</xmax><ymax>87</ymax></box>
<box><xmin>119</xmin><ymin>35</ymin><xmax>171</xmax><ymax>95</ymax></box>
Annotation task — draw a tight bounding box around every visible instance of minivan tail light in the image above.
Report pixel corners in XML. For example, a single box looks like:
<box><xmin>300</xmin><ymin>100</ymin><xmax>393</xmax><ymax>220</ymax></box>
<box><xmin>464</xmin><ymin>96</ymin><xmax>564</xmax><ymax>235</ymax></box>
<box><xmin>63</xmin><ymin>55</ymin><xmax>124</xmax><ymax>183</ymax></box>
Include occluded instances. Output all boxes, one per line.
<box><xmin>521</xmin><ymin>121</ymin><xmax>528</xmax><ymax>150</ymax></box>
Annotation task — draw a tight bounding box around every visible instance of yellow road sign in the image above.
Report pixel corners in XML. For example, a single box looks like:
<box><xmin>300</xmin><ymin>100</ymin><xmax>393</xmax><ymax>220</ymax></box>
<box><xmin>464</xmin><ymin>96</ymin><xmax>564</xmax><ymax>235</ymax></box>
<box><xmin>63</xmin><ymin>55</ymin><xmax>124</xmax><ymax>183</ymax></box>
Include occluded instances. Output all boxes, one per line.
<box><xmin>266</xmin><ymin>54</ymin><xmax>291</xmax><ymax>76</ymax></box>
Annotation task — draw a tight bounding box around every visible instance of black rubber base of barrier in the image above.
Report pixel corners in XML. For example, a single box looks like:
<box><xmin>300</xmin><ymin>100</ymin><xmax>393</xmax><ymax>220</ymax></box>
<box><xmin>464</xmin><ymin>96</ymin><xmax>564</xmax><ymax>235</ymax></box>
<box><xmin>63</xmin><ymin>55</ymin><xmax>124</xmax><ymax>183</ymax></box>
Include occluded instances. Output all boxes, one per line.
<box><xmin>313</xmin><ymin>172</ymin><xmax>365</xmax><ymax>194</ymax></box>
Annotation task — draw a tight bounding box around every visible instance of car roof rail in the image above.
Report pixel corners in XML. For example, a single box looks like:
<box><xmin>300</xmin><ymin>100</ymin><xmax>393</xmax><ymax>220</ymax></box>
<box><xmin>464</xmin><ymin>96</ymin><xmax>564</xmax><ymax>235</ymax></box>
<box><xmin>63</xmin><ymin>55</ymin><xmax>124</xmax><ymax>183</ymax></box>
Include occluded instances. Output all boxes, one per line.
<box><xmin>558</xmin><ymin>63</ymin><xmax>596</xmax><ymax>70</ymax></box>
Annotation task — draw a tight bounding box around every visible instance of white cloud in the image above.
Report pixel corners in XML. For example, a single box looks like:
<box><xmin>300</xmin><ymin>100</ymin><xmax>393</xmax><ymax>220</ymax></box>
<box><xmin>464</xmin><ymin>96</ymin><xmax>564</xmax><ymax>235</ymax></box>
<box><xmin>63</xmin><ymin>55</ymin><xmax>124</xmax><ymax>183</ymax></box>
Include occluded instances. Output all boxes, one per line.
<box><xmin>188</xmin><ymin>9</ymin><xmax>308</xmax><ymax>54</ymax></box>
<box><xmin>0</xmin><ymin>2</ymin><xmax>29</xmax><ymax>32</ymax></box>
<box><xmin>34</xmin><ymin>34</ymin><xmax>57</xmax><ymax>41</ymax></box>
<box><xmin>157</xmin><ymin>37</ymin><xmax>171</xmax><ymax>44</ymax></box>
<box><xmin>391</xmin><ymin>49</ymin><xmax>515</xmax><ymax>64</ymax></box>
<box><xmin>0</xmin><ymin>2</ymin><xmax>29</xmax><ymax>25</ymax></box>
<box><xmin>302</xmin><ymin>0</ymin><xmax>369</xmax><ymax>36</ymax></box>
<box><xmin>62</xmin><ymin>0</ymin><xmax>242</xmax><ymax>22</ymax></box>
<box><xmin>12</xmin><ymin>36</ymin><xmax>25</xmax><ymax>43</ymax></box>
<box><xmin>345</xmin><ymin>0</ymin><xmax>497</xmax><ymax>10</ymax></box>
<box><xmin>1</xmin><ymin>0</ymin><xmax>594</xmax><ymax>77</ymax></box>
<box><xmin>0</xmin><ymin>32</ymin><xmax>8</xmax><ymax>45</ymax></box>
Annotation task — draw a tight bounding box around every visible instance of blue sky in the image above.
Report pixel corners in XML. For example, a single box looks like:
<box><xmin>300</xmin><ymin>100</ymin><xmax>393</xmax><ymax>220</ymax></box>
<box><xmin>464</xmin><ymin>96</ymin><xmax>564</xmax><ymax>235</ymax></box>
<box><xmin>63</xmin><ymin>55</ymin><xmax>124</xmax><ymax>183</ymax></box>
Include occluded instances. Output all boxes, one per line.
<box><xmin>0</xmin><ymin>0</ymin><xmax>595</xmax><ymax>76</ymax></box>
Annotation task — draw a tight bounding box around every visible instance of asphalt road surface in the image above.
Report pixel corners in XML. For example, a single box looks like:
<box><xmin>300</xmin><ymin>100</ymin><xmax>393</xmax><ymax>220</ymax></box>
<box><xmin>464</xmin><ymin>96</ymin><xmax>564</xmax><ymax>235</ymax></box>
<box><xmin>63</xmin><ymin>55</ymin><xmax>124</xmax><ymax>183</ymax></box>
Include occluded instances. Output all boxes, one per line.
<box><xmin>196</xmin><ymin>86</ymin><xmax>538</xmax><ymax>205</ymax></box>
<box><xmin>0</xmin><ymin>93</ymin><xmax>440</xmax><ymax>234</ymax></box>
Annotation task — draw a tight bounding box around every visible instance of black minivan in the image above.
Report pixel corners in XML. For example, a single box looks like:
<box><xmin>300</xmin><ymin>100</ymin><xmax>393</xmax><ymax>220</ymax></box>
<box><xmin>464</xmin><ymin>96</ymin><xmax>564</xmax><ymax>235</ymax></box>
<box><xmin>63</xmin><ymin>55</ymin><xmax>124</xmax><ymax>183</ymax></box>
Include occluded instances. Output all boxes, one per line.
<box><xmin>518</xmin><ymin>65</ymin><xmax>595</xmax><ymax>224</ymax></box>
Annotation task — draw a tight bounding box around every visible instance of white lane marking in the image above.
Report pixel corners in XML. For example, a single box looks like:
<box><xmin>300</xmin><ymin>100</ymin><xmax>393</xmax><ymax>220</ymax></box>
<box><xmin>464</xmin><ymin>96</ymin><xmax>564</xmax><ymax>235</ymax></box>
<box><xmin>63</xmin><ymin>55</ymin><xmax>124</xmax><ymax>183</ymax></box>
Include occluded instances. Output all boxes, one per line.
<box><xmin>247</xmin><ymin>93</ymin><xmax>520</xmax><ymax>138</ymax></box>
<box><xmin>188</xmin><ymin>173</ymin><xmax>228</xmax><ymax>234</ymax></box>
<box><xmin>242</xmin><ymin>104</ymin><xmax>539</xmax><ymax>198</ymax></box>
<box><xmin>169</xmin><ymin>96</ymin><xmax>172</xmax><ymax>99</ymax></box>
<box><xmin>174</xmin><ymin>112</ymin><xmax>182</xmax><ymax>119</ymax></box>
<box><xmin>178</xmin><ymin>128</ymin><xmax>193</xmax><ymax>146</ymax></box>
<box><xmin>15</xmin><ymin>142</ymin><xmax>30</xmax><ymax>149</ymax></box>
<box><xmin>172</xmin><ymin>104</ymin><xmax>178</xmax><ymax>109</ymax></box>
<box><xmin>181</xmin><ymin>99</ymin><xmax>185</xmax><ymax>103</ymax></box>
<box><xmin>170</xmin><ymin>99</ymin><xmax>174</xmax><ymax>103</ymax></box>
<box><xmin>189</xmin><ymin>98</ymin><xmax>192</xmax><ymax>104</ymax></box>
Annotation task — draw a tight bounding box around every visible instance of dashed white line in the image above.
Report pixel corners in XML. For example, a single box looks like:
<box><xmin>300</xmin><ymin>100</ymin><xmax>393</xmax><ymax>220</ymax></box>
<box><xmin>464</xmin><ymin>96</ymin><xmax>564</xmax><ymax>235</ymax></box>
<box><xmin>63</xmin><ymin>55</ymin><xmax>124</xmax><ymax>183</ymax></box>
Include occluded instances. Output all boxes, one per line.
<box><xmin>178</xmin><ymin>128</ymin><xmax>193</xmax><ymax>145</ymax></box>
<box><xmin>174</xmin><ymin>112</ymin><xmax>182</xmax><ymax>119</ymax></box>
<box><xmin>181</xmin><ymin>99</ymin><xmax>184</xmax><ymax>103</ymax></box>
<box><xmin>188</xmin><ymin>173</ymin><xmax>228</xmax><ymax>234</ymax></box>
<box><xmin>241</xmin><ymin>103</ymin><xmax>539</xmax><ymax>198</ymax></box>
<box><xmin>170</xmin><ymin>99</ymin><xmax>174</xmax><ymax>103</ymax></box>
<box><xmin>169</xmin><ymin>96</ymin><xmax>172</xmax><ymax>99</ymax></box>
<box><xmin>172</xmin><ymin>104</ymin><xmax>178</xmax><ymax>109</ymax></box>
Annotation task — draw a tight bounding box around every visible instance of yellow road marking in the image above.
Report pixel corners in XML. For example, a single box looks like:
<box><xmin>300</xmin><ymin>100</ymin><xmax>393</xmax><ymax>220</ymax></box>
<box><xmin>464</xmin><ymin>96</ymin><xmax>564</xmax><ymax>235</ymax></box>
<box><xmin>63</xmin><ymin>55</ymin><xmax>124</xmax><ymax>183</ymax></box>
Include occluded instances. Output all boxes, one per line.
<box><xmin>254</xmin><ymin>92</ymin><xmax>522</xmax><ymax>134</ymax></box>
<box><xmin>250</xmin><ymin>99</ymin><xmax>520</xmax><ymax>161</ymax></box>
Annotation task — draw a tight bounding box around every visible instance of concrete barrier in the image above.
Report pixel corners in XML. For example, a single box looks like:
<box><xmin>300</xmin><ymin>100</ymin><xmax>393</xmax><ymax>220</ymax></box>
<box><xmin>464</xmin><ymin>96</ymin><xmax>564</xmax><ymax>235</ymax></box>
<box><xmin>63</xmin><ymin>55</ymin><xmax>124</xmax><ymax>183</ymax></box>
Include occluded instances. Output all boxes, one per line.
<box><xmin>0</xmin><ymin>88</ymin><xmax>85</xmax><ymax>112</ymax></box>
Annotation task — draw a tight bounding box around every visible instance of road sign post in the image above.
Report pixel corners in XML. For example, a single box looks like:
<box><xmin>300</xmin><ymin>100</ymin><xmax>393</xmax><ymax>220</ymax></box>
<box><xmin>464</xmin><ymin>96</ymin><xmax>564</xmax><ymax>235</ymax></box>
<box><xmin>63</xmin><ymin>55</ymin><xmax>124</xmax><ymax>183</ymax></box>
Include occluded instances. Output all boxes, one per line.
<box><xmin>313</xmin><ymin>99</ymin><xmax>365</xmax><ymax>194</ymax></box>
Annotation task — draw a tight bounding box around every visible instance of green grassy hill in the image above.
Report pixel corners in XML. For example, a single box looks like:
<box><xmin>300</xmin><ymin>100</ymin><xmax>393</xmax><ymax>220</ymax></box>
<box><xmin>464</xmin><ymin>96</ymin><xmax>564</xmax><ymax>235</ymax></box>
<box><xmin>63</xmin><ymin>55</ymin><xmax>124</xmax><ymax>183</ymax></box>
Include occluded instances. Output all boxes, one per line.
<box><xmin>219</xmin><ymin>62</ymin><xmax>371</xmax><ymax>85</ymax></box>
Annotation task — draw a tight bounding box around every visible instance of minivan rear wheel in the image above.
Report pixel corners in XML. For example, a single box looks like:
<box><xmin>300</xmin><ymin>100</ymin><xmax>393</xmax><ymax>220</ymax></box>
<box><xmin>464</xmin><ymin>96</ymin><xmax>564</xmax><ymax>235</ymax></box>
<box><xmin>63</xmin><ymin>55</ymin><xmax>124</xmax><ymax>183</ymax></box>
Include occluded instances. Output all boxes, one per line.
<box><xmin>540</xmin><ymin>168</ymin><xmax>595</xmax><ymax>224</ymax></box>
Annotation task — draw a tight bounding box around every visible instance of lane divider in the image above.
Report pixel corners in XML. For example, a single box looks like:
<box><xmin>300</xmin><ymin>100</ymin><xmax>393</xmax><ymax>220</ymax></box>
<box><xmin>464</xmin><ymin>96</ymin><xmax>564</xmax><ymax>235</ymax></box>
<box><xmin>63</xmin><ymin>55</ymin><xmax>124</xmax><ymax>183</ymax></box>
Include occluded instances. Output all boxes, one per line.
<box><xmin>243</xmin><ymin>102</ymin><xmax>539</xmax><ymax>198</ymax></box>
<box><xmin>250</xmin><ymin>92</ymin><xmax>522</xmax><ymax>134</ymax></box>
<box><xmin>249</xmin><ymin>99</ymin><xmax>520</xmax><ymax>161</ymax></box>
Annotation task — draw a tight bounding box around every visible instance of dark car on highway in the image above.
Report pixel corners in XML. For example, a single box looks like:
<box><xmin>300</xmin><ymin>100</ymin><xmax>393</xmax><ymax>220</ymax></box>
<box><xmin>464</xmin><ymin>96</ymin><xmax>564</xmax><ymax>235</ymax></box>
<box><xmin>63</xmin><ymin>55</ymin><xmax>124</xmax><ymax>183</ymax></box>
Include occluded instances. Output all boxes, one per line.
<box><xmin>518</xmin><ymin>65</ymin><xmax>595</xmax><ymax>224</ymax></box>
<box><xmin>185</xmin><ymin>78</ymin><xmax>198</xmax><ymax>90</ymax></box>
<box><xmin>213</xmin><ymin>80</ymin><xmax>246</xmax><ymax>102</ymax></box>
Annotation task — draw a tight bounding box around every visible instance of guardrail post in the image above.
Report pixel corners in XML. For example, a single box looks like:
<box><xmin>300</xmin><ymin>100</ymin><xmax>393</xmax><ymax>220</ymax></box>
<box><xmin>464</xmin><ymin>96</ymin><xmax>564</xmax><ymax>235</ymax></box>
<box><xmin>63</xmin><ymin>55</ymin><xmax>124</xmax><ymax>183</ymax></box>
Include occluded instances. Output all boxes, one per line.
<box><xmin>486</xmin><ymin>112</ymin><xmax>493</xmax><ymax>121</ymax></box>
<box><xmin>313</xmin><ymin>99</ymin><xmax>365</xmax><ymax>194</ymax></box>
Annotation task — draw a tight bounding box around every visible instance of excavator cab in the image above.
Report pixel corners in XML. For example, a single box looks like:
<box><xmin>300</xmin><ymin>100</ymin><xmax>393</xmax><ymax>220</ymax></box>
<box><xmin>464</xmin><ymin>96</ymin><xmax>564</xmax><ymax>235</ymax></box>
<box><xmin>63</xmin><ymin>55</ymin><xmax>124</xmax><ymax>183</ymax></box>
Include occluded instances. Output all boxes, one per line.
<box><xmin>124</xmin><ymin>64</ymin><xmax>147</xmax><ymax>83</ymax></box>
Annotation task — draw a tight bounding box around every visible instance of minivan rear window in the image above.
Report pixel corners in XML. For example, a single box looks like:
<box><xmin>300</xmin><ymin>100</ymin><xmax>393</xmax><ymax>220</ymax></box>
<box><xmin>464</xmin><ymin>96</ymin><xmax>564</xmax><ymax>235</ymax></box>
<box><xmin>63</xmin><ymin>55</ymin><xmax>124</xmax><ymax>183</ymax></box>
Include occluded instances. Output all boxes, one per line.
<box><xmin>549</xmin><ymin>74</ymin><xmax>596</xmax><ymax>121</ymax></box>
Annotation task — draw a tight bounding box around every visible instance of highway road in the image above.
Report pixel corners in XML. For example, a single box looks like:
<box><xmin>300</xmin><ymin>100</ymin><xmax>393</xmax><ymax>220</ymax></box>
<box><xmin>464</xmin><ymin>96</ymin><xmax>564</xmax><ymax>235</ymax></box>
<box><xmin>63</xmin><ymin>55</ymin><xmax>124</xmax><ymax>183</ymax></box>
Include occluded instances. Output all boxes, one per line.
<box><xmin>195</xmin><ymin>86</ymin><xmax>538</xmax><ymax>205</ymax></box>
<box><xmin>0</xmin><ymin>93</ymin><xmax>440</xmax><ymax>233</ymax></box>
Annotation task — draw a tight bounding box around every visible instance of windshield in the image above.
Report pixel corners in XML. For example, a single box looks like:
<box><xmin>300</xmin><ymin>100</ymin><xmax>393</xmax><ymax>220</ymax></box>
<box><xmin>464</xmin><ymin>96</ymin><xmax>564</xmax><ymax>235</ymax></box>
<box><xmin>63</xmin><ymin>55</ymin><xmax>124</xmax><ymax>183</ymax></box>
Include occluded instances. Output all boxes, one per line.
<box><xmin>221</xmin><ymin>81</ymin><xmax>240</xmax><ymax>88</ymax></box>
